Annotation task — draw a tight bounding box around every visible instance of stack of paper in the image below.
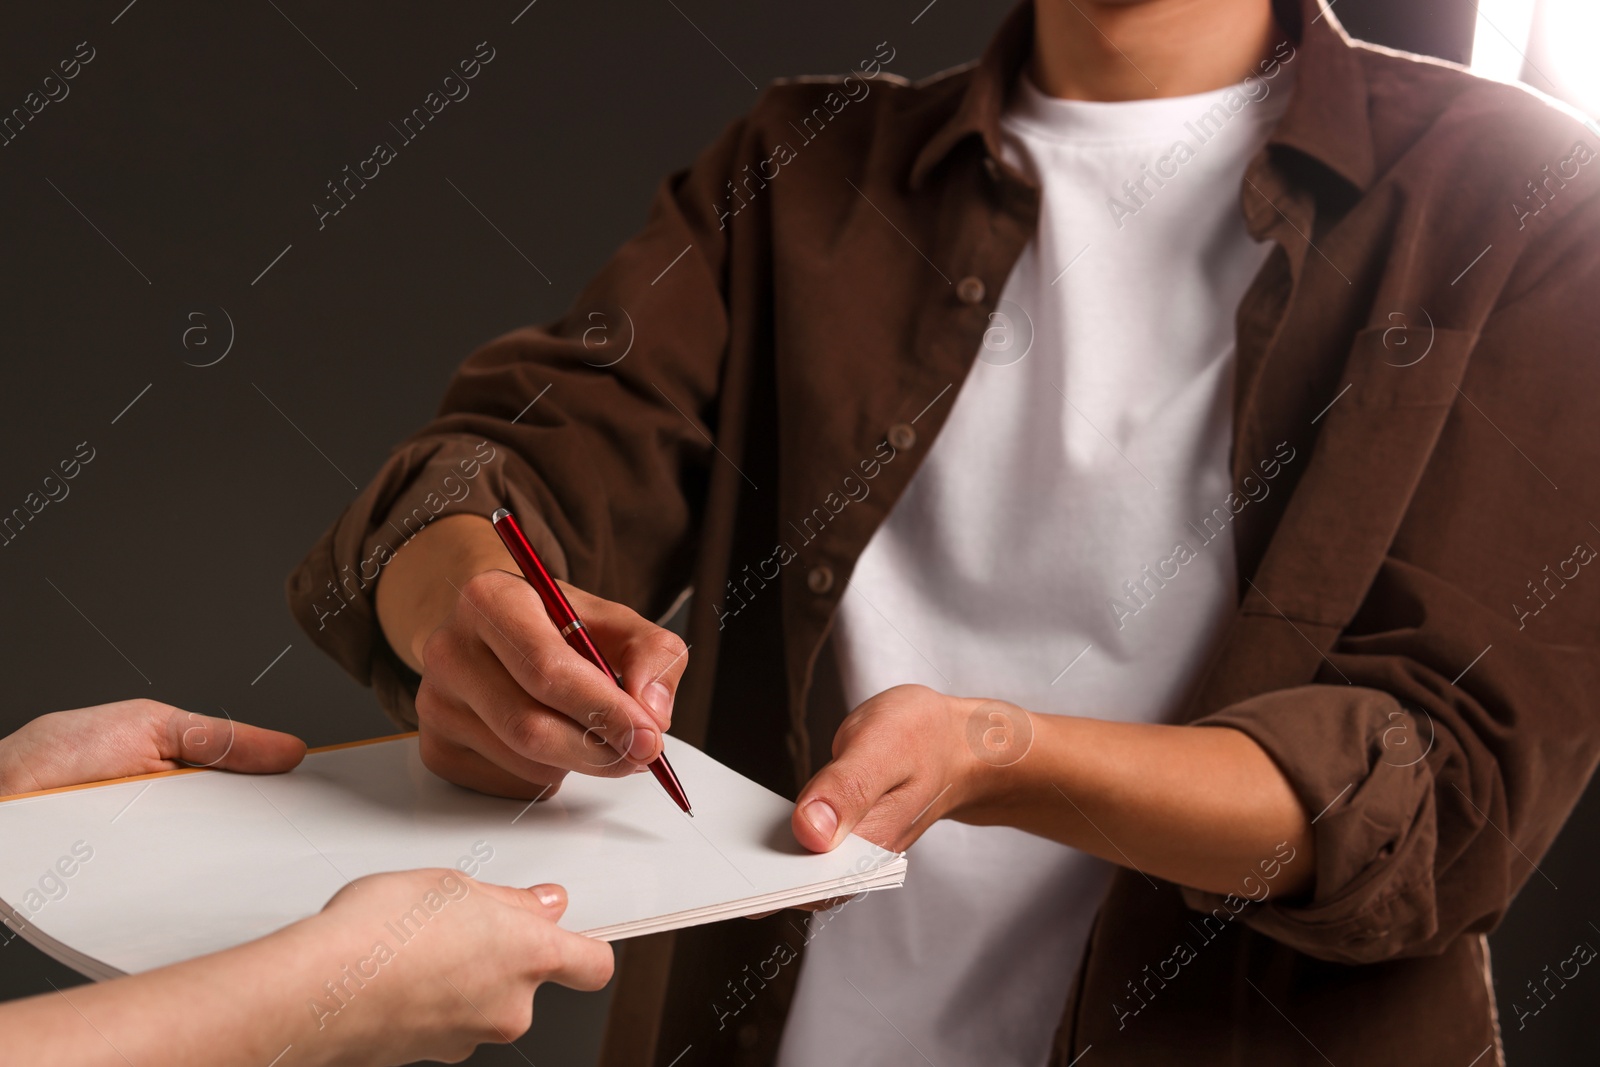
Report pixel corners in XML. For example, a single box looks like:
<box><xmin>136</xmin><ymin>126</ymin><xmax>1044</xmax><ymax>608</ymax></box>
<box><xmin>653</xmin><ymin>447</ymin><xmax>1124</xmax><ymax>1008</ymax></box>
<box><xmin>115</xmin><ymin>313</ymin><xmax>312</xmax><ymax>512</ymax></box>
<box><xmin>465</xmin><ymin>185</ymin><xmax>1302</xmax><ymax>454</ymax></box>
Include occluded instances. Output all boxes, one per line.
<box><xmin>0</xmin><ymin>733</ymin><xmax>906</xmax><ymax>979</ymax></box>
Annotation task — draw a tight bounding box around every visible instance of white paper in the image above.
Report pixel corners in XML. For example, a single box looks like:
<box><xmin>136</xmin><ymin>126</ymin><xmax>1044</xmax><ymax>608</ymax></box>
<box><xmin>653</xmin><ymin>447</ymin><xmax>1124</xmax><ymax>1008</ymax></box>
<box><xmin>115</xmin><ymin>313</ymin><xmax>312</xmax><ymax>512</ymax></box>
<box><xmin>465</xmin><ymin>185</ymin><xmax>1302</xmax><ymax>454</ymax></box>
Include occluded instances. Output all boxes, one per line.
<box><xmin>0</xmin><ymin>735</ymin><xmax>905</xmax><ymax>979</ymax></box>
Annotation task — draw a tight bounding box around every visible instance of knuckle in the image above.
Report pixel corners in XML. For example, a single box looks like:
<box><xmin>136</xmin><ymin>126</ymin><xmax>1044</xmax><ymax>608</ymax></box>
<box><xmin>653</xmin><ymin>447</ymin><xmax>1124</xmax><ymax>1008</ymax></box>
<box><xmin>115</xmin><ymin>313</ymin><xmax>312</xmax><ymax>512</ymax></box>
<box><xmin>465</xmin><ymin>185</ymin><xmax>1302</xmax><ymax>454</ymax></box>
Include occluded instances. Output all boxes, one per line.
<box><xmin>505</xmin><ymin>710</ymin><xmax>557</xmax><ymax>758</ymax></box>
<box><xmin>461</xmin><ymin>571</ymin><xmax>522</xmax><ymax>625</ymax></box>
<box><xmin>885</xmin><ymin>682</ymin><xmax>933</xmax><ymax>705</ymax></box>
<box><xmin>414</xmin><ymin>678</ymin><xmax>450</xmax><ymax>723</ymax></box>
<box><xmin>421</xmin><ymin>628</ymin><xmax>460</xmax><ymax>675</ymax></box>
<box><xmin>832</xmin><ymin>711</ymin><xmax>872</xmax><ymax>756</ymax></box>
<box><xmin>519</xmin><ymin>642</ymin><xmax>569</xmax><ymax>691</ymax></box>
<box><xmin>152</xmin><ymin>702</ymin><xmax>188</xmax><ymax>742</ymax></box>
<box><xmin>827</xmin><ymin>769</ymin><xmax>876</xmax><ymax>813</ymax></box>
<box><xmin>461</xmin><ymin>568</ymin><xmax>505</xmax><ymax>601</ymax></box>
<box><xmin>133</xmin><ymin>697</ymin><xmax>173</xmax><ymax>720</ymax></box>
<box><xmin>148</xmin><ymin>702</ymin><xmax>193</xmax><ymax>749</ymax></box>
<box><xmin>416</xmin><ymin>731</ymin><xmax>456</xmax><ymax>778</ymax></box>
<box><xmin>649</xmin><ymin>629</ymin><xmax>688</xmax><ymax>665</ymax></box>
<box><xmin>547</xmin><ymin>656</ymin><xmax>608</xmax><ymax>720</ymax></box>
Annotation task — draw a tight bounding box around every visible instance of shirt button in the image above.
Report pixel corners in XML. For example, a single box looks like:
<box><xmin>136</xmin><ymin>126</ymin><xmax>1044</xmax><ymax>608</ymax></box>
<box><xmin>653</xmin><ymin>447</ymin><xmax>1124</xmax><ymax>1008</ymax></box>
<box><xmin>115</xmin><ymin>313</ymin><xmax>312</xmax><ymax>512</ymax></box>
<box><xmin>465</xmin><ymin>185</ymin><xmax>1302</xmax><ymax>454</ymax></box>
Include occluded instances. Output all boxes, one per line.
<box><xmin>806</xmin><ymin>565</ymin><xmax>834</xmax><ymax>595</ymax></box>
<box><xmin>887</xmin><ymin>422</ymin><xmax>917</xmax><ymax>450</ymax></box>
<box><xmin>956</xmin><ymin>276</ymin><xmax>986</xmax><ymax>305</ymax></box>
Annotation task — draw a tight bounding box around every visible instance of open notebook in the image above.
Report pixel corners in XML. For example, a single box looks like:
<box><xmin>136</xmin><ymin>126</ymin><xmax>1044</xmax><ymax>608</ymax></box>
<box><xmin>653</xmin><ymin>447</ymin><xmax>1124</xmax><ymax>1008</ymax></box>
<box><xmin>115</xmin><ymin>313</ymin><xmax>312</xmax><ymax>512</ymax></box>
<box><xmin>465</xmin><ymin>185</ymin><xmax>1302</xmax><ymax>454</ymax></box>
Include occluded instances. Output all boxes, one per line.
<box><xmin>0</xmin><ymin>733</ymin><xmax>905</xmax><ymax>980</ymax></box>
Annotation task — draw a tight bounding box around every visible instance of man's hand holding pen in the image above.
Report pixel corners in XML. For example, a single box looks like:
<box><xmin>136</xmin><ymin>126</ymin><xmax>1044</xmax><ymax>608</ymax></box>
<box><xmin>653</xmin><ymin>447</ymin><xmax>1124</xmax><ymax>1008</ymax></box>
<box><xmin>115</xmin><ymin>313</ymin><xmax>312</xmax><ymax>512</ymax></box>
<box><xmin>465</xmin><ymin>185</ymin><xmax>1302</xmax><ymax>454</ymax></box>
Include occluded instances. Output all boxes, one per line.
<box><xmin>377</xmin><ymin>513</ymin><xmax>689</xmax><ymax>802</ymax></box>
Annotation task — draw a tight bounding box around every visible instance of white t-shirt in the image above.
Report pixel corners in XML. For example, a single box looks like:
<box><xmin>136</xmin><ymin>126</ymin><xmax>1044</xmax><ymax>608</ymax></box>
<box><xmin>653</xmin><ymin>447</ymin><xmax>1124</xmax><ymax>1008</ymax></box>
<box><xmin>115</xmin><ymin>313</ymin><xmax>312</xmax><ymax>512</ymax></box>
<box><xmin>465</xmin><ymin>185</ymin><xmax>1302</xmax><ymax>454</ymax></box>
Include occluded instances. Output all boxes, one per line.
<box><xmin>777</xmin><ymin>70</ymin><xmax>1291</xmax><ymax>1067</ymax></box>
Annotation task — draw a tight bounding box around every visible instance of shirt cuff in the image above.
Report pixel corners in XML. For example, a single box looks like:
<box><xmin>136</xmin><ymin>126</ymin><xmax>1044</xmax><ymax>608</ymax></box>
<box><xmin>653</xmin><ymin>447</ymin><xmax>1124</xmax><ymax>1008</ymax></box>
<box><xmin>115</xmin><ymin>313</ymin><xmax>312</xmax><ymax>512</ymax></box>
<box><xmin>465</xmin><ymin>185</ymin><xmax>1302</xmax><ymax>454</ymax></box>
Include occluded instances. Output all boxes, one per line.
<box><xmin>1182</xmin><ymin>684</ymin><xmax>1441</xmax><ymax>964</ymax></box>
<box><xmin>287</xmin><ymin>434</ymin><xmax>569</xmax><ymax>727</ymax></box>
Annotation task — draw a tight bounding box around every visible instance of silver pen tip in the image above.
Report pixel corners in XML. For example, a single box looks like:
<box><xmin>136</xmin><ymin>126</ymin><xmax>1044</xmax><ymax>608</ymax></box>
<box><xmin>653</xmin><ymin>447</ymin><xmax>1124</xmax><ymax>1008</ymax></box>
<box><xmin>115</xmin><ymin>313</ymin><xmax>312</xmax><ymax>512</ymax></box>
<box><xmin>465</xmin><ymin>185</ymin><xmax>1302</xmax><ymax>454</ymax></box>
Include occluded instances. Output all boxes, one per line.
<box><xmin>490</xmin><ymin>507</ymin><xmax>511</xmax><ymax>523</ymax></box>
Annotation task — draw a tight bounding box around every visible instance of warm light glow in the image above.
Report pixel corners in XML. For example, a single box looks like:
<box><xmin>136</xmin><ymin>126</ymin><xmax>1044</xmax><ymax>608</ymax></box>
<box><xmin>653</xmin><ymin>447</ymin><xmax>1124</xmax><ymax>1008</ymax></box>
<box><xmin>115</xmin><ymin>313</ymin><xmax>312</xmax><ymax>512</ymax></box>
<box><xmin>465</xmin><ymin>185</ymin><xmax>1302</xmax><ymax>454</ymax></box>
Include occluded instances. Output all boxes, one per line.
<box><xmin>1470</xmin><ymin>0</ymin><xmax>1540</xmax><ymax>84</ymax></box>
<box><xmin>1538</xmin><ymin>0</ymin><xmax>1600</xmax><ymax>115</ymax></box>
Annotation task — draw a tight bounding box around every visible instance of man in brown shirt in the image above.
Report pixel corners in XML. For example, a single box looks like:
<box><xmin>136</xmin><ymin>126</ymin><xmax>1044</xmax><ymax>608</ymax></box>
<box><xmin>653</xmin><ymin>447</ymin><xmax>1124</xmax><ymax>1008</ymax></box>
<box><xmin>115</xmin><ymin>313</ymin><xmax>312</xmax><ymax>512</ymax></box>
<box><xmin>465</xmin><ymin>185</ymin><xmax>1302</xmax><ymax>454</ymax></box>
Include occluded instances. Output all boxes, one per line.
<box><xmin>289</xmin><ymin>0</ymin><xmax>1600</xmax><ymax>1063</ymax></box>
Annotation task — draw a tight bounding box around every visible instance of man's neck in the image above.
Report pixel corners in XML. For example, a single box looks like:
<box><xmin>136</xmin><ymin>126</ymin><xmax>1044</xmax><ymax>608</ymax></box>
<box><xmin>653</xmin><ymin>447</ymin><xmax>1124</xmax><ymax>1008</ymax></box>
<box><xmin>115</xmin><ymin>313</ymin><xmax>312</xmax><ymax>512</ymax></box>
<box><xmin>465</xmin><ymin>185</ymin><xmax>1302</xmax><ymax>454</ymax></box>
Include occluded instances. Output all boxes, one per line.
<box><xmin>1031</xmin><ymin>0</ymin><xmax>1279</xmax><ymax>101</ymax></box>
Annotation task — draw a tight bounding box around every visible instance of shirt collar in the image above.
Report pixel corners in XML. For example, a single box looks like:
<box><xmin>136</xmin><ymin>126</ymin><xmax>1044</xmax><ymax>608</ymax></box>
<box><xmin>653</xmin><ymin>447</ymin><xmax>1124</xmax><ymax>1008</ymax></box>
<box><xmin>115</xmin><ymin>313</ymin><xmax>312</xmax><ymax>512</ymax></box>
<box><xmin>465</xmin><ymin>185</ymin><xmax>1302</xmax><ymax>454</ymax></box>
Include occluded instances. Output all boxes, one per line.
<box><xmin>908</xmin><ymin>0</ymin><xmax>1375</xmax><ymax>194</ymax></box>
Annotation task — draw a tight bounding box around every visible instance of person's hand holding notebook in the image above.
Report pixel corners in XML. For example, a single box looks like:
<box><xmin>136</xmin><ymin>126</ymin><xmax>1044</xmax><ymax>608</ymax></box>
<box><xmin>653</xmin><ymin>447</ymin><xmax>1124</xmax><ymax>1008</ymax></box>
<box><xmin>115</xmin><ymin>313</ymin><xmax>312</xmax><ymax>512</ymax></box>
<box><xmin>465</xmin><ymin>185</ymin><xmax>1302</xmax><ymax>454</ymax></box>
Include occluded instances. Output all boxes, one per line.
<box><xmin>0</xmin><ymin>700</ymin><xmax>614</xmax><ymax>1067</ymax></box>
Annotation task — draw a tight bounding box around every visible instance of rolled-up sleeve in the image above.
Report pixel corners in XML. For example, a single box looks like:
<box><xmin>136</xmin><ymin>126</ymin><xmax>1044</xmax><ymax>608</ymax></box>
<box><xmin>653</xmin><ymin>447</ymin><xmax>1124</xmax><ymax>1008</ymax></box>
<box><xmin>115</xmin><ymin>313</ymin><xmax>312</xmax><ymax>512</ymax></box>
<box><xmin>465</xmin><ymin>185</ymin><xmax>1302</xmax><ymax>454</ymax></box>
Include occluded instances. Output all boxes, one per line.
<box><xmin>287</xmin><ymin>435</ymin><xmax>573</xmax><ymax>725</ymax></box>
<box><xmin>1183</xmin><ymin>194</ymin><xmax>1600</xmax><ymax>965</ymax></box>
<box><xmin>1185</xmin><ymin>551</ymin><xmax>1600</xmax><ymax>963</ymax></box>
<box><xmin>1186</xmin><ymin>679</ymin><xmax>1441</xmax><ymax>963</ymax></box>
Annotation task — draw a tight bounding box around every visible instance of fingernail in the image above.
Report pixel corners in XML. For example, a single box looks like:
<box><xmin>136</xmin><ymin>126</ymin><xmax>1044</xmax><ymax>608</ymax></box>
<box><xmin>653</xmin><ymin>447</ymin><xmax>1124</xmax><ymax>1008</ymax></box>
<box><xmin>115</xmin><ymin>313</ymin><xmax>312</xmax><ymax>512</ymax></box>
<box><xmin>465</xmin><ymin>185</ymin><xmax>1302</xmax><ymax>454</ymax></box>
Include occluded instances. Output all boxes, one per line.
<box><xmin>642</xmin><ymin>682</ymin><xmax>674</xmax><ymax>724</ymax></box>
<box><xmin>534</xmin><ymin>885</ymin><xmax>563</xmax><ymax>907</ymax></box>
<box><xmin>628</xmin><ymin>728</ymin><xmax>660</xmax><ymax>762</ymax></box>
<box><xmin>803</xmin><ymin>800</ymin><xmax>838</xmax><ymax>843</ymax></box>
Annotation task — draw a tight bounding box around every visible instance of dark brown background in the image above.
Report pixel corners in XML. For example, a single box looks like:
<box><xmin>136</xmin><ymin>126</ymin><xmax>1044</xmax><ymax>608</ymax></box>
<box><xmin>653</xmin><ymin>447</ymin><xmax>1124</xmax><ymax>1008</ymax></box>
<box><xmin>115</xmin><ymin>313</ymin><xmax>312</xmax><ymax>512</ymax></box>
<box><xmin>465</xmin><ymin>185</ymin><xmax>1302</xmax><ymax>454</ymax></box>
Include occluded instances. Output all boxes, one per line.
<box><xmin>0</xmin><ymin>1</ymin><xmax>1590</xmax><ymax>1063</ymax></box>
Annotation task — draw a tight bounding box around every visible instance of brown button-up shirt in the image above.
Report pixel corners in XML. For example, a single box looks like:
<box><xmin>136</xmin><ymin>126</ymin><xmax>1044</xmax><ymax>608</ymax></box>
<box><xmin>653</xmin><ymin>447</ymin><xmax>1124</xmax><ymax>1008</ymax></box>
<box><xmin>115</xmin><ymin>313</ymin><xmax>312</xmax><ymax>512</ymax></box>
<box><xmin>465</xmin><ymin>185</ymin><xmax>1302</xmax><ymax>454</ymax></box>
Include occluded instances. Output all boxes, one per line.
<box><xmin>288</xmin><ymin>1</ymin><xmax>1600</xmax><ymax>1063</ymax></box>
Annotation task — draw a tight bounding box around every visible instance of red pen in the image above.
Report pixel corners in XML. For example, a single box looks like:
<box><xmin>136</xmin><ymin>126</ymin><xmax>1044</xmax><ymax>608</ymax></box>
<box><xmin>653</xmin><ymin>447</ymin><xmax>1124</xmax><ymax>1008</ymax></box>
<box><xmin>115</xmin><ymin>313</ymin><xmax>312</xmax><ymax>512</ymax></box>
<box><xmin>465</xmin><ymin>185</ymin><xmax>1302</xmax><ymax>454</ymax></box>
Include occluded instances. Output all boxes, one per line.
<box><xmin>490</xmin><ymin>506</ymin><xmax>693</xmax><ymax>815</ymax></box>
